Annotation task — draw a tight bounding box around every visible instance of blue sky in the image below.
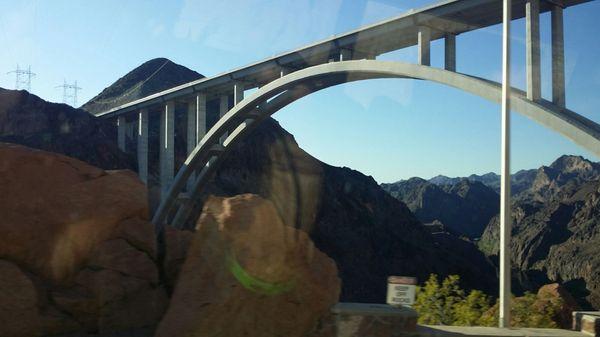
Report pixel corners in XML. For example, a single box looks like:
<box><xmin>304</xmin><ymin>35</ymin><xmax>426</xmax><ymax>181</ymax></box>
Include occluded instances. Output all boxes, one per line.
<box><xmin>0</xmin><ymin>0</ymin><xmax>598</xmax><ymax>183</ymax></box>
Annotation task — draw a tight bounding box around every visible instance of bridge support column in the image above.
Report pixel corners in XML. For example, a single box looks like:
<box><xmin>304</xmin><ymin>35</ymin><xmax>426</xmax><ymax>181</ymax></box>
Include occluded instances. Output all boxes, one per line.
<box><xmin>418</xmin><ymin>26</ymin><xmax>431</xmax><ymax>66</ymax></box>
<box><xmin>137</xmin><ymin>109</ymin><xmax>148</xmax><ymax>184</ymax></box>
<box><xmin>552</xmin><ymin>5</ymin><xmax>566</xmax><ymax>108</ymax></box>
<box><xmin>186</xmin><ymin>93</ymin><xmax>206</xmax><ymax>191</ymax></box>
<box><xmin>444</xmin><ymin>34</ymin><xmax>456</xmax><ymax>72</ymax></box>
<box><xmin>160</xmin><ymin>101</ymin><xmax>175</xmax><ymax>200</ymax></box>
<box><xmin>526</xmin><ymin>0</ymin><xmax>541</xmax><ymax>101</ymax></box>
<box><xmin>195</xmin><ymin>93</ymin><xmax>207</xmax><ymax>144</ymax></box>
<box><xmin>234</xmin><ymin>82</ymin><xmax>244</xmax><ymax>105</ymax></box>
<box><xmin>219</xmin><ymin>94</ymin><xmax>229</xmax><ymax>144</ymax></box>
<box><xmin>117</xmin><ymin>116</ymin><xmax>126</xmax><ymax>152</ymax></box>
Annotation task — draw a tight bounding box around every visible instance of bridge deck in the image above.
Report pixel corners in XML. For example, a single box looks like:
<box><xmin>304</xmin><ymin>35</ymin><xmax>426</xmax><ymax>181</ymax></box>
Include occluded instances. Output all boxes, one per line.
<box><xmin>96</xmin><ymin>0</ymin><xmax>592</xmax><ymax>118</ymax></box>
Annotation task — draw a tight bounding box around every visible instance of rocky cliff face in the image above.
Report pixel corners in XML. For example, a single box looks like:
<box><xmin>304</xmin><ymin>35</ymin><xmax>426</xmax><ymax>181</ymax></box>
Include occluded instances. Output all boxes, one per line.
<box><xmin>81</xmin><ymin>58</ymin><xmax>204</xmax><ymax>115</ymax></box>
<box><xmin>0</xmin><ymin>88</ymin><xmax>134</xmax><ymax>170</ymax></box>
<box><xmin>478</xmin><ymin>156</ymin><xmax>600</xmax><ymax>309</ymax></box>
<box><xmin>381</xmin><ymin>177</ymin><xmax>499</xmax><ymax>238</ymax></box>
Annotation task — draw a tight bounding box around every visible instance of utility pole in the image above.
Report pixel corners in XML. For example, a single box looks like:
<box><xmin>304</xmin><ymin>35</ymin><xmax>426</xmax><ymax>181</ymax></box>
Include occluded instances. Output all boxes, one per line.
<box><xmin>7</xmin><ymin>65</ymin><xmax>36</xmax><ymax>92</ymax></box>
<box><xmin>499</xmin><ymin>0</ymin><xmax>512</xmax><ymax>329</ymax></box>
<box><xmin>55</xmin><ymin>79</ymin><xmax>82</xmax><ymax>107</ymax></box>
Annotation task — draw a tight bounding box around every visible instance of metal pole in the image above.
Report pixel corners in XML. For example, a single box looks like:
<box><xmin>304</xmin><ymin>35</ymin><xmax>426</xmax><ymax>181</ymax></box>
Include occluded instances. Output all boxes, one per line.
<box><xmin>499</xmin><ymin>0</ymin><xmax>512</xmax><ymax>329</ymax></box>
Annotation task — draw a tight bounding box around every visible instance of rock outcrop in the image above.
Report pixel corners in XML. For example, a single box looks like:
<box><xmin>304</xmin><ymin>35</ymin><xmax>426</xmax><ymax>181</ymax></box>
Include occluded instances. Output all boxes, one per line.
<box><xmin>156</xmin><ymin>194</ymin><xmax>340</xmax><ymax>337</ymax></box>
<box><xmin>0</xmin><ymin>143</ymin><xmax>169</xmax><ymax>336</ymax></box>
<box><xmin>537</xmin><ymin>283</ymin><xmax>580</xmax><ymax>328</ymax></box>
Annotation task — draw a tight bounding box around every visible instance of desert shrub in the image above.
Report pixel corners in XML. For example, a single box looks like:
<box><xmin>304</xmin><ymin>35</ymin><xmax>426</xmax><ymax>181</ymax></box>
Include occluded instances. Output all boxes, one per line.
<box><xmin>453</xmin><ymin>290</ymin><xmax>494</xmax><ymax>326</ymax></box>
<box><xmin>414</xmin><ymin>274</ymin><xmax>491</xmax><ymax>326</ymax></box>
<box><xmin>413</xmin><ymin>274</ymin><xmax>562</xmax><ymax>328</ymax></box>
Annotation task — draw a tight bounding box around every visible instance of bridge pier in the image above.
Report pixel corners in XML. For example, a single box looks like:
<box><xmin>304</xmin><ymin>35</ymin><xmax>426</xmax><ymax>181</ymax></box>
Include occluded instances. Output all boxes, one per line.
<box><xmin>418</xmin><ymin>26</ymin><xmax>431</xmax><ymax>66</ymax></box>
<box><xmin>234</xmin><ymin>82</ymin><xmax>244</xmax><ymax>105</ymax></box>
<box><xmin>526</xmin><ymin>0</ymin><xmax>541</xmax><ymax>101</ymax></box>
<box><xmin>186</xmin><ymin>93</ymin><xmax>206</xmax><ymax>191</ymax></box>
<box><xmin>160</xmin><ymin>101</ymin><xmax>175</xmax><ymax>200</ymax></box>
<box><xmin>137</xmin><ymin>109</ymin><xmax>148</xmax><ymax>184</ymax></box>
<box><xmin>445</xmin><ymin>33</ymin><xmax>456</xmax><ymax>71</ymax></box>
<box><xmin>219</xmin><ymin>94</ymin><xmax>229</xmax><ymax>145</ymax></box>
<box><xmin>117</xmin><ymin>116</ymin><xmax>126</xmax><ymax>152</ymax></box>
<box><xmin>552</xmin><ymin>5</ymin><xmax>566</xmax><ymax>108</ymax></box>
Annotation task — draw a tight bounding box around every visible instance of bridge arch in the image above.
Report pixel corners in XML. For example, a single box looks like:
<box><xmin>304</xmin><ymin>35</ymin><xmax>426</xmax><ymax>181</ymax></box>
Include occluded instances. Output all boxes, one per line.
<box><xmin>152</xmin><ymin>59</ymin><xmax>600</xmax><ymax>230</ymax></box>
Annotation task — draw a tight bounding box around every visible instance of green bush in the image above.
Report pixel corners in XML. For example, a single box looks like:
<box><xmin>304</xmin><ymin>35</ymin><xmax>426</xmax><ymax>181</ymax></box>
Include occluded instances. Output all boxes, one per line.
<box><xmin>414</xmin><ymin>274</ymin><xmax>491</xmax><ymax>326</ymax></box>
<box><xmin>413</xmin><ymin>274</ymin><xmax>563</xmax><ymax>328</ymax></box>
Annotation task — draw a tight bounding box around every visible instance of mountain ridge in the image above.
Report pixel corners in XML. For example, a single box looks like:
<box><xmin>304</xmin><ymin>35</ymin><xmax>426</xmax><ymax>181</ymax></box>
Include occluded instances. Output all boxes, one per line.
<box><xmin>82</xmin><ymin>57</ymin><xmax>204</xmax><ymax>115</ymax></box>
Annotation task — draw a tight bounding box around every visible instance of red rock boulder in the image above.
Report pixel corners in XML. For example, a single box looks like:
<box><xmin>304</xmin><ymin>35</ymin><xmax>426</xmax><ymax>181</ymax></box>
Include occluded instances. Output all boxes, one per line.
<box><xmin>155</xmin><ymin>194</ymin><xmax>341</xmax><ymax>337</ymax></box>
<box><xmin>0</xmin><ymin>144</ymin><xmax>168</xmax><ymax>336</ymax></box>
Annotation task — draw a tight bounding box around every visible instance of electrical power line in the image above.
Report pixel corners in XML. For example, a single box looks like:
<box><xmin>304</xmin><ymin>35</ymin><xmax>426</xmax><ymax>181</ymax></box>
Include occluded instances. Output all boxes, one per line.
<box><xmin>55</xmin><ymin>79</ymin><xmax>82</xmax><ymax>107</ymax></box>
<box><xmin>7</xmin><ymin>65</ymin><xmax>36</xmax><ymax>92</ymax></box>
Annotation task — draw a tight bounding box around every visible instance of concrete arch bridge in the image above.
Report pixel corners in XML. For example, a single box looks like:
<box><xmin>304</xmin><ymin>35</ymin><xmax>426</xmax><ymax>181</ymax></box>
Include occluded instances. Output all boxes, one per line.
<box><xmin>95</xmin><ymin>0</ymin><xmax>599</xmax><ymax>233</ymax></box>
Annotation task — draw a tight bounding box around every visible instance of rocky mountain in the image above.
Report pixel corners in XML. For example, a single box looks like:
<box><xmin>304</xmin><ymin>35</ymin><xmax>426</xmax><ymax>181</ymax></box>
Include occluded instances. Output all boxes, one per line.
<box><xmin>381</xmin><ymin>177</ymin><xmax>499</xmax><ymax>238</ymax></box>
<box><xmin>0</xmin><ymin>88</ymin><xmax>134</xmax><ymax>170</ymax></box>
<box><xmin>513</xmin><ymin>155</ymin><xmax>600</xmax><ymax>203</ymax></box>
<box><xmin>82</xmin><ymin>58</ymin><xmax>204</xmax><ymax>115</ymax></box>
<box><xmin>478</xmin><ymin>155</ymin><xmax>600</xmax><ymax>309</ymax></box>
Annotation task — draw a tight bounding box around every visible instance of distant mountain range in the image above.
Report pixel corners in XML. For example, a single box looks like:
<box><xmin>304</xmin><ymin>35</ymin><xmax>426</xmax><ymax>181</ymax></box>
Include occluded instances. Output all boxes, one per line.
<box><xmin>422</xmin><ymin>155</ymin><xmax>600</xmax><ymax>198</ymax></box>
<box><xmin>383</xmin><ymin>155</ymin><xmax>600</xmax><ymax>309</ymax></box>
<box><xmin>429</xmin><ymin>172</ymin><xmax>502</xmax><ymax>191</ymax></box>
<box><xmin>381</xmin><ymin>178</ymin><xmax>499</xmax><ymax>238</ymax></box>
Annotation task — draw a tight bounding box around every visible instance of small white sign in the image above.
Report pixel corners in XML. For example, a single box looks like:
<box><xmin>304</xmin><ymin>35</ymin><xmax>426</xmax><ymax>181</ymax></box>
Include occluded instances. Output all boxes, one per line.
<box><xmin>386</xmin><ymin>276</ymin><xmax>417</xmax><ymax>307</ymax></box>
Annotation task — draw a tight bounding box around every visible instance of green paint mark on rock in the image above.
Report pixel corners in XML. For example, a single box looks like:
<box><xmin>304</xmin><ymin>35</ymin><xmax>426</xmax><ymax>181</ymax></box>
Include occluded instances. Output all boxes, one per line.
<box><xmin>227</xmin><ymin>253</ymin><xmax>295</xmax><ymax>296</ymax></box>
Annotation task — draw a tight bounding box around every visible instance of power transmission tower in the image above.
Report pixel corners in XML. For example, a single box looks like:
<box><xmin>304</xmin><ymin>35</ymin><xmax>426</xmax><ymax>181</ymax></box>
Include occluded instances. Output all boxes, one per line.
<box><xmin>6</xmin><ymin>65</ymin><xmax>36</xmax><ymax>91</ymax></box>
<box><xmin>56</xmin><ymin>79</ymin><xmax>82</xmax><ymax>107</ymax></box>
